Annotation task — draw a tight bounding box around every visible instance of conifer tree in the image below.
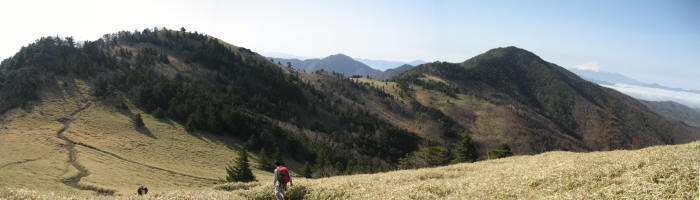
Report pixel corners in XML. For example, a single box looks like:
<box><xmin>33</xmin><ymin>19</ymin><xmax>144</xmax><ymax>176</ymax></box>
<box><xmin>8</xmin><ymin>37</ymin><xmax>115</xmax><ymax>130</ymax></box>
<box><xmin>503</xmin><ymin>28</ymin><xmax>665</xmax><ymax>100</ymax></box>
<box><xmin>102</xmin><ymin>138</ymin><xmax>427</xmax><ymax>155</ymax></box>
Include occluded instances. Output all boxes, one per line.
<box><xmin>301</xmin><ymin>161</ymin><xmax>312</xmax><ymax>178</ymax></box>
<box><xmin>258</xmin><ymin>147</ymin><xmax>275</xmax><ymax>171</ymax></box>
<box><xmin>132</xmin><ymin>113</ymin><xmax>145</xmax><ymax>128</ymax></box>
<box><xmin>225</xmin><ymin>146</ymin><xmax>256</xmax><ymax>182</ymax></box>
<box><xmin>452</xmin><ymin>132</ymin><xmax>478</xmax><ymax>163</ymax></box>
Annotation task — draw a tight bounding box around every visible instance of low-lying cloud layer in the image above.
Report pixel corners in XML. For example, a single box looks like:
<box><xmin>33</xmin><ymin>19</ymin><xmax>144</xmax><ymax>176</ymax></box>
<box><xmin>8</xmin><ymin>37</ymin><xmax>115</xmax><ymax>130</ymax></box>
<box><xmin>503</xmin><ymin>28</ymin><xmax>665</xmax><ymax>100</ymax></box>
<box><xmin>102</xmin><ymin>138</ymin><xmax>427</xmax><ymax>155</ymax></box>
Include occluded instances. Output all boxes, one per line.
<box><xmin>601</xmin><ymin>83</ymin><xmax>700</xmax><ymax>109</ymax></box>
<box><xmin>574</xmin><ymin>61</ymin><xmax>600</xmax><ymax>72</ymax></box>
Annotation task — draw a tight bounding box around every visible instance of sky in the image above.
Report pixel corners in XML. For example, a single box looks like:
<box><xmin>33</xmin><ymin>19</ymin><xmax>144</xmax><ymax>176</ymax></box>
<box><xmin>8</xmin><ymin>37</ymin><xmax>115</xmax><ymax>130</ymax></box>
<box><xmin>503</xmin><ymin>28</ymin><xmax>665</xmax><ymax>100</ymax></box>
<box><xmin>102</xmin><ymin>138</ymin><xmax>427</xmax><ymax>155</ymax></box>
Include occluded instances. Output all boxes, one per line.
<box><xmin>1</xmin><ymin>0</ymin><xmax>698</xmax><ymax>89</ymax></box>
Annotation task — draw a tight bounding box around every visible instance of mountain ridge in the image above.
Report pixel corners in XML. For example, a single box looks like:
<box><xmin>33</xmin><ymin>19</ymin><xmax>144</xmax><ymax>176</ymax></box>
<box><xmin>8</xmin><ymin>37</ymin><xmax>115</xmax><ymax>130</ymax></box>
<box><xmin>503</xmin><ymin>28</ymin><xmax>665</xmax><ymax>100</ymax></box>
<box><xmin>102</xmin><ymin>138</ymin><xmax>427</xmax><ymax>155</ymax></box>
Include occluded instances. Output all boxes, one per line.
<box><xmin>1</xmin><ymin>32</ymin><xmax>698</xmax><ymax>195</ymax></box>
<box><xmin>393</xmin><ymin>46</ymin><xmax>698</xmax><ymax>152</ymax></box>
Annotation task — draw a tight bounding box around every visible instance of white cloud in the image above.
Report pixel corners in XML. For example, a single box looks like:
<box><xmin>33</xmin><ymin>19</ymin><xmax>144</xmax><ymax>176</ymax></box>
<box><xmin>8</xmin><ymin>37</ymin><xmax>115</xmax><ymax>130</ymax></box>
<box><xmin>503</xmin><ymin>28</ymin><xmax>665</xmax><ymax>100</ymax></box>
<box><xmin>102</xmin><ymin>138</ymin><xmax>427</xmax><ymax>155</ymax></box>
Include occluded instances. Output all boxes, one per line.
<box><xmin>573</xmin><ymin>61</ymin><xmax>600</xmax><ymax>72</ymax></box>
<box><xmin>601</xmin><ymin>83</ymin><xmax>700</xmax><ymax>109</ymax></box>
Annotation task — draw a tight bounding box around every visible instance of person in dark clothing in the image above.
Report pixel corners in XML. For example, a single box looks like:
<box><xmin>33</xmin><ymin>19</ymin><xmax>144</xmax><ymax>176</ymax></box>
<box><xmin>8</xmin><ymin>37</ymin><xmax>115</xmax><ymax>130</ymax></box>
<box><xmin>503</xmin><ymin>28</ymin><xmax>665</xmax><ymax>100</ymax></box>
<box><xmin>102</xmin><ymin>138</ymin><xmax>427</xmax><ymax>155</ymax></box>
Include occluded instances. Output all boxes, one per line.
<box><xmin>137</xmin><ymin>185</ymin><xmax>148</xmax><ymax>195</ymax></box>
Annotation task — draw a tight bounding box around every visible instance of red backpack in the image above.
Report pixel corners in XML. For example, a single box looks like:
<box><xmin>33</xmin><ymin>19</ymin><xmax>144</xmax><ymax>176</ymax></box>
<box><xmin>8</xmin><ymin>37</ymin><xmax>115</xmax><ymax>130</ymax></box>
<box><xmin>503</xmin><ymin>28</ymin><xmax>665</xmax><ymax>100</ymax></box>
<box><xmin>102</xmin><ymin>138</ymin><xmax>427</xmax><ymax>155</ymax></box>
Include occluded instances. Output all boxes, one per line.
<box><xmin>278</xmin><ymin>167</ymin><xmax>290</xmax><ymax>184</ymax></box>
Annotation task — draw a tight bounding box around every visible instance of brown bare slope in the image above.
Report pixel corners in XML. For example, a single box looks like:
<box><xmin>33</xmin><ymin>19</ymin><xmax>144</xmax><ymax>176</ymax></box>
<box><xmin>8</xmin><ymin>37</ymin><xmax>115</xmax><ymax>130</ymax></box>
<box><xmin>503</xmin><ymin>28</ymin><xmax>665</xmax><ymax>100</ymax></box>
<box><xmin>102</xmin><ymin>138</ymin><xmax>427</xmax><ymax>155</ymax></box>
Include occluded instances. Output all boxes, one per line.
<box><xmin>391</xmin><ymin>47</ymin><xmax>699</xmax><ymax>154</ymax></box>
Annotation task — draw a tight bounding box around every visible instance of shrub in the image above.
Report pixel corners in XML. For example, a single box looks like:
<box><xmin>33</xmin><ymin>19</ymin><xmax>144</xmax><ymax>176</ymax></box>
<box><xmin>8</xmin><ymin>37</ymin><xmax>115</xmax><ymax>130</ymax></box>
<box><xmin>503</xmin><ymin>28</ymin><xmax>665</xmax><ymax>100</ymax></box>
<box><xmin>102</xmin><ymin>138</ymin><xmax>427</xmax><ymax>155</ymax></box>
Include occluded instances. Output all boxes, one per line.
<box><xmin>153</xmin><ymin>107</ymin><xmax>166</xmax><ymax>119</ymax></box>
<box><xmin>489</xmin><ymin>142</ymin><xmax>513</xmax><ymax>159</ymax></box>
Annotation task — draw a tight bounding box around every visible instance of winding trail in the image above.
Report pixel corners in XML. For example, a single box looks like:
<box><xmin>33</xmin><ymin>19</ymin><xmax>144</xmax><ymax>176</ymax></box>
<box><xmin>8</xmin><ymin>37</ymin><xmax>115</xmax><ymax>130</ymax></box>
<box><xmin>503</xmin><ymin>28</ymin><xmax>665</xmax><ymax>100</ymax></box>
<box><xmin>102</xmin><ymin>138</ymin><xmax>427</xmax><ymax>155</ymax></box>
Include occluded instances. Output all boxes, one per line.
<box><xmin>55</xmin><ymin>103</ymin><xmax>216</xmax><ymax>194</ymax></box>
<box><xmin>55</xmin><ymin>103</ymin><xmax>111</xmax><ymax>194</ymax></box>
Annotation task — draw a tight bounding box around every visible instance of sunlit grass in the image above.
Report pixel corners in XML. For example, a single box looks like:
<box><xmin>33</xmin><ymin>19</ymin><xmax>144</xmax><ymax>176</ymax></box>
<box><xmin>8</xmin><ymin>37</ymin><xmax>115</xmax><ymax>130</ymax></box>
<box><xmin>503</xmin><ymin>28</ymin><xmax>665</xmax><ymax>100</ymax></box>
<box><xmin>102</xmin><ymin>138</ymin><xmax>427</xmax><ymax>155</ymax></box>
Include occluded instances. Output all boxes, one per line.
<box><xmin>2</xmin><ymin>78</ymin><xmax>698</xmax><ymax>199</ymax></box>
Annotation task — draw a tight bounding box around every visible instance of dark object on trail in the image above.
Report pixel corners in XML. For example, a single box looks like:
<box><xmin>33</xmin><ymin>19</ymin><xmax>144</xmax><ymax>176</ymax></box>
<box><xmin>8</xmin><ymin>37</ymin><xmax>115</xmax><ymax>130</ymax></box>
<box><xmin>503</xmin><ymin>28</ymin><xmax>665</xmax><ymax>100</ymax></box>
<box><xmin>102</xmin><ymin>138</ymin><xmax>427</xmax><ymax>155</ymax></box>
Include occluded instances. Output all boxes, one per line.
<box><xmin>137</xmin><ymin>185</ymin><xmax>149</xmax><ymax>195</ymax></box>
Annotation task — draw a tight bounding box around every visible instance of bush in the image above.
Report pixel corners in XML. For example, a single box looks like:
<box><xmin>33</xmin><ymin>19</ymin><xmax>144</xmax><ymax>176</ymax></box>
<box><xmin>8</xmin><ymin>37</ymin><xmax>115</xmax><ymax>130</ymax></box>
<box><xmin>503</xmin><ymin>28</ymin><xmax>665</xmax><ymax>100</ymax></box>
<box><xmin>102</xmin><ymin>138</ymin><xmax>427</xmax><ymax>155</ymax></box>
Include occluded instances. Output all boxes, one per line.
<box><xmin>489</xmin><ymin>142</ymin><xmax>513</xmax><ymax>159</ymax></box>
<box><xmin>398</xmin><ymin>145</ymin><xmax>451</xmax><ymax>169</ymax></box>
<box><xmin>242</xmin><ymin>184</ymin><xmax>308</xmax><ymax>200</ymax></box>
<box><xmin>152</xmin><ymin>107</ymin><xmax>166</xmax><ymax>119</ymax></box>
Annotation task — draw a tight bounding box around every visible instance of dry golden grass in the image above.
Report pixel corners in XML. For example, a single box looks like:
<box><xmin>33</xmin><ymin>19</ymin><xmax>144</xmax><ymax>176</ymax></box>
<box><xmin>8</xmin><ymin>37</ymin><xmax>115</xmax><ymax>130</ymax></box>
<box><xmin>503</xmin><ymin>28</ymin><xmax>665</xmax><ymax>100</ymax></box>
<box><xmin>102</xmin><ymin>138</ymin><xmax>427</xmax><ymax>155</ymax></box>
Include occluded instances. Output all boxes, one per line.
<box><xmin>0</xmin><ymin>79</ymin><xmax>272</xmax><ymax>197</ymax></box>
<box><xmin>2</xmin><ymin>79</ymin><xmax>698</xmax><ymax>199</ymax></box>
<box><xmin>3</xmin><ymin>141</ymin><xmax>697</xmax><ymax>199</ymax></box>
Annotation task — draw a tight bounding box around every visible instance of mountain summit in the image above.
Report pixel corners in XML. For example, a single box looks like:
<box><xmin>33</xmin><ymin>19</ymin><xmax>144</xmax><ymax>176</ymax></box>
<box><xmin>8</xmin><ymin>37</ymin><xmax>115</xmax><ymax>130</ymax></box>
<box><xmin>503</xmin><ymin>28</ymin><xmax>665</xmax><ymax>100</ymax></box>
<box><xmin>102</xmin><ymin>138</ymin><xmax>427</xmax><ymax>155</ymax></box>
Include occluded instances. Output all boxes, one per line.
<box><xmin>393</xmin><ymin>46</ymin><xmax>699</xmax><ymax>152</ymax></box>
<box><xmin>270</xmin><ymin>53</ymin><xmax>381</xmax><ymax>77</ymax></box>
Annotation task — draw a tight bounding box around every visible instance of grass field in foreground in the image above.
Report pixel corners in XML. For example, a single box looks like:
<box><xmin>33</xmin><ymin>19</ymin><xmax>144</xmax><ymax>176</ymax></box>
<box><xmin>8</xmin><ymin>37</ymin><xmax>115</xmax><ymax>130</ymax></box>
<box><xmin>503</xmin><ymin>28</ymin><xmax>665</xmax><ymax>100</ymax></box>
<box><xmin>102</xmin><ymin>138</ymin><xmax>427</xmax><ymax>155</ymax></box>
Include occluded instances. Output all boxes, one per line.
<box><xmin>2</xmin><ymin>140</ymin><xmax>698</xmax><ymax>199</ymax></box>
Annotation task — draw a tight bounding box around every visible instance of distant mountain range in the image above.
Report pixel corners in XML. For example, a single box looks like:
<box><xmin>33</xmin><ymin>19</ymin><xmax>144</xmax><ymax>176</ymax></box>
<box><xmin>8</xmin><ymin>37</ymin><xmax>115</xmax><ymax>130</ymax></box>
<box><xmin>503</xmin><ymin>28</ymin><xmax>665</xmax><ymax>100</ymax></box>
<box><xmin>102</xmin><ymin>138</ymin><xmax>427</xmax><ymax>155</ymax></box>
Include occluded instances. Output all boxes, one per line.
<box><xmin>372</xmin><ymin>64</ymin><xmax>416</xmax><ymax>81</ymax></box>
<box><xmin>266</xmin><ymin>52</ymin><xmax>425</xmax><ymax>76</ymax></box>
<box><xmin>354</xmin><ymin>58</ymin><xmax>425</xmax><ymax>71</ymax></box>
<box><xmin>568</xmin><ymin>68</ymin><xmax>700</xmax><ymax>109</ymax></box>
<box><xmin>270</xmin><ymin>54</ymin><xmax>382</xmax><ymax>77</ymax></box>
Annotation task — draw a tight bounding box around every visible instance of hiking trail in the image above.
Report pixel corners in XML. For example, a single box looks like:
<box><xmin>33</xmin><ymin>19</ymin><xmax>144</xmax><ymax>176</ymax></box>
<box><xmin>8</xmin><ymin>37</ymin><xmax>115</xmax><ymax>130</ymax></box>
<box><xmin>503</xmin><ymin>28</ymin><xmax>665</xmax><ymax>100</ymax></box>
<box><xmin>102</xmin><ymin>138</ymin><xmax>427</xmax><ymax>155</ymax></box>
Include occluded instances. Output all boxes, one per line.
<box><xmin>56</xmin><ymin>102</ymin><xmax>216</xmax><ymax>194</ymax></box>
<box><xmin>55</xmin><ymin>103</ymin><xmax>114</xmax><ymax>194</ymax></box>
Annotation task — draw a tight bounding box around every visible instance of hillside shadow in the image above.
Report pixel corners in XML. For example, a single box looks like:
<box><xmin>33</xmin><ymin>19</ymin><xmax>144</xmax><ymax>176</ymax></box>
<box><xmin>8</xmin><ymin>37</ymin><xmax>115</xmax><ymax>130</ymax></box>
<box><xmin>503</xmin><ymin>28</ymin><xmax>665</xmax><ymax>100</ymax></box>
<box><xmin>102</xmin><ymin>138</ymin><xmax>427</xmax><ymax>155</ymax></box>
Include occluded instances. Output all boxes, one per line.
<box><xmin>137</xmin><ymin>126</ymin><xmax>157</xmax><ymax>139</ymax></box>
<box><xmin>187</xmin><ymin>129</ymin><xmax>240</xmax><ymax>151</ymax></box>
<box><xmin>157</xmin><ymin>117</ymin><xmax>177</xmax><ymax>127</ymax></box>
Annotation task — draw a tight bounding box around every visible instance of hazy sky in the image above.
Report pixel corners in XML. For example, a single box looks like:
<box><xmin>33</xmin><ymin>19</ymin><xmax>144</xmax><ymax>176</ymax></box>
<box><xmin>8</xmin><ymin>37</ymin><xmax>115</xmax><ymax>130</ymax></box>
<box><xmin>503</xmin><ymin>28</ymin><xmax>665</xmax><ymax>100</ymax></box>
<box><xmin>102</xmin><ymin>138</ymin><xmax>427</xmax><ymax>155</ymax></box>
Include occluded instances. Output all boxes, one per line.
<box><xmin>1</xmin><ymin>0</ymin><xmax>698</xmax><ymax>89</ymax></box>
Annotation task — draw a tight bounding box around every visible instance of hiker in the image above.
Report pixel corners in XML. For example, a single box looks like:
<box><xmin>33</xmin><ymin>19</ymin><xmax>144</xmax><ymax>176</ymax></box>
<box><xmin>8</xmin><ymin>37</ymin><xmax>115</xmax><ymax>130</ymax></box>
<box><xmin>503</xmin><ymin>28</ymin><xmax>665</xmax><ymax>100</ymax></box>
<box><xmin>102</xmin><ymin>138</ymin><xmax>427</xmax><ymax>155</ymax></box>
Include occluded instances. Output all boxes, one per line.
<box><xmin>273</xmin><ymin>161</ymin><xmax>293</xmax><ymax>200</ymax></box>
<box><xmin>137</xmin><ymin>185</ymin><xmax>148</xmax><ymax>195</ymax></box>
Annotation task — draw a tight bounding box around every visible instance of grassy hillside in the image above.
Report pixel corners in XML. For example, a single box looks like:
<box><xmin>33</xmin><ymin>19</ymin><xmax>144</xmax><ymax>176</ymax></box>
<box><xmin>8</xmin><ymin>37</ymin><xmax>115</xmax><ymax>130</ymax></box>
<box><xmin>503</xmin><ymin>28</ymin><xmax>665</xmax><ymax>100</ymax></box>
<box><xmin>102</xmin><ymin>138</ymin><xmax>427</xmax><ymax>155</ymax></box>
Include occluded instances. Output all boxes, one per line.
<box><xmin>2</xmin><ymin>140</ymin><xmax>697</xmax><ymax>199</ymax></box>
<box><xmin>0</xmin><ymin>80</ymin><xmax>273</xmax><ymax>196</ymax></box>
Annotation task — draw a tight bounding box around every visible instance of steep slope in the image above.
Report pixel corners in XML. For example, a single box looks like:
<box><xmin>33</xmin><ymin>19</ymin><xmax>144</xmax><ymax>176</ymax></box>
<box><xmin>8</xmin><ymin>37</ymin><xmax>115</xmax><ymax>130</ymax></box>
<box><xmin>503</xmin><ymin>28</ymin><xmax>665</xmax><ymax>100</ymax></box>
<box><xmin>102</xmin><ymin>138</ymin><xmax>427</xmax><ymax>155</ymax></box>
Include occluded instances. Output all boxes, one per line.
<box><xmin>271</xmin><ymin>54</ymin><xmax>381</xmax><ymax>77</ymax></box>
<box><xmin>372</xmin><ymin>64</ymin><xmax>415</xmax><ymax>80</ymax></box>
<box><xmin>641</xmin><ymin>100</ymin><xmax>700</xmax><ymax>128</ymax></box>
<box><xmin>391</xmin><ymin>47</ymin><xmax>699</xmax><ymax>154</ymax></box>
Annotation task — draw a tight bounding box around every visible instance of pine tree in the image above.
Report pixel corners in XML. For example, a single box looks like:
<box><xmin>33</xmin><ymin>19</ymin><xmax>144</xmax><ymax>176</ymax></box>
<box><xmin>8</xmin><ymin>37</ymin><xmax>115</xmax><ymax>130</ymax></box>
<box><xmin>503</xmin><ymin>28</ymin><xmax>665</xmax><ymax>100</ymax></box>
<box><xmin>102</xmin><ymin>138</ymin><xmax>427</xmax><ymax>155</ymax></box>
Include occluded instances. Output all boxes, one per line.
<box><xmin>185</xmin><ymin>116</ymin><xmax>195</xmax><ymax>132</ymax></box>
<box><xmin>132</xmin><ymin>113</ymin><xmax>145</xmax><ymax>128</ymax></box>
<box><xmin>301</xmin><ymin>161</ymin><xmax>312</xmax><ymax>178</ymax></box>
<box><xmin>452</xmin><ymin>132</ymin><xmax>478</xmax><ymax>163</ymax></box>
<box><xmin>271</xmin><ymin>146</ymin><xmax>281</xmax><ymax>164</ymax></box>
<box><xmin>258</xmin><ymin>147</ymin><xmax>275</xmax><ymax>171</ymax></box>
<box><xmin>225</xmin><ymin>146</ymin><xmax>256</xmax><ymax>182</ymax></box>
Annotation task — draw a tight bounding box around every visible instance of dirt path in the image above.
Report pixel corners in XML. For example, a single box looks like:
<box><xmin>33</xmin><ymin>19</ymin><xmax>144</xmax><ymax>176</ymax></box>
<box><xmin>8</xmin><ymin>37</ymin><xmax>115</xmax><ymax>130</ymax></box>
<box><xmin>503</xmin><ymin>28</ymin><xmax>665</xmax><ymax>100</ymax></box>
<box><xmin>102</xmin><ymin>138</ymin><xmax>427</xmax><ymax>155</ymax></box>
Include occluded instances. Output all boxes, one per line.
<box><xmin>55</xmin><ymin>103</ymin><xmax>114</xmax><ymax>194</ymax></box>
<box><xmin>55</xmin><ymin>103</ymin><xmax>216</xmax><ymax>195</ymax></box>
<box><xmin>0</xmin><ymin>158</ymin><xmax>41</xmax><ymax>169</ymax></box>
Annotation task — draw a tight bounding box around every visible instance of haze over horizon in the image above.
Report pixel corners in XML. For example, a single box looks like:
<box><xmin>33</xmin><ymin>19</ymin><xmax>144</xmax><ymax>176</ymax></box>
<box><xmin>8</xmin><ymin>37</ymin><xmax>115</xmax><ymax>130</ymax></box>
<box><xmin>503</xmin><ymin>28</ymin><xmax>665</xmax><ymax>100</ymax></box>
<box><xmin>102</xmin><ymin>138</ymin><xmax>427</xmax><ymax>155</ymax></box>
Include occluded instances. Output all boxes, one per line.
<box><xmin>1</xmin><ymin>0</ymin><xmax>698</xmax><ymax>89</ymax></box>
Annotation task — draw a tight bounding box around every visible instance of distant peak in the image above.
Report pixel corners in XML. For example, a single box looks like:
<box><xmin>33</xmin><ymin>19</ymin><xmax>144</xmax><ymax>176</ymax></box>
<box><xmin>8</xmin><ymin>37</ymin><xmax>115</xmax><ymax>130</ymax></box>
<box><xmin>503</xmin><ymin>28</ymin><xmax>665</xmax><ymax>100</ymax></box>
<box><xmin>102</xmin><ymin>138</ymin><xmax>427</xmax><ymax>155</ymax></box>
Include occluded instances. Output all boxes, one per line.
<box><xmin>465</xmin><ymin>46</ymin><xmax>541</xmax><ymax>64</ymax></box>
<box><xmin>328</xmin><ymin>53</ymin><xmax>351</xmax><ymax>58</ymax></box>
<box><xmin>485</xmin><ymin>46</ymin><xmax>533</xmax><ymax>55</ymax></box>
